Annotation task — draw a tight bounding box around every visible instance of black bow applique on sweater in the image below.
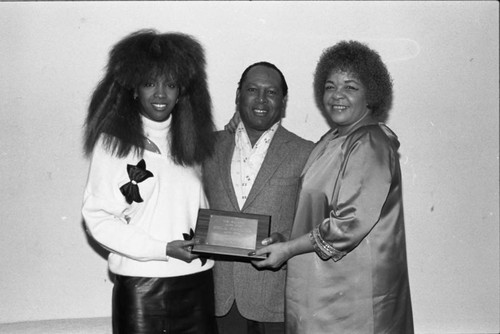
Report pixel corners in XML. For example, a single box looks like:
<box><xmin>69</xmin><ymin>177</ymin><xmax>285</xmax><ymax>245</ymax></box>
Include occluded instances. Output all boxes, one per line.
<box><xmin>120</xmin><ymin>159</ymin><xmax>154</xmax><ymax>204</ymax></box>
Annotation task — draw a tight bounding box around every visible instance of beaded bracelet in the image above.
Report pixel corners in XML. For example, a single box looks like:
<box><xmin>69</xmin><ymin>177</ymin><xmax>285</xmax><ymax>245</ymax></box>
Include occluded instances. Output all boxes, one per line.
<box><xmin>309</xmin><ymin>229</ymin><xmax>330</xmax><ymax>260</ymax></box>
<box><xmin>311</xmin><ymin>226</ymin><xmax>346</xmax><ymax>261</ymax></box>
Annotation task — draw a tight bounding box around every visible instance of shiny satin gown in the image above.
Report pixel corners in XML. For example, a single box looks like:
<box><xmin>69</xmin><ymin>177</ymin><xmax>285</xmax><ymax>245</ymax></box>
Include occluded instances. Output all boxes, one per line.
<box><xmin>286</xmin><ymin>123</ymin><xmax>413</xmax><ymax>333</ymax></box>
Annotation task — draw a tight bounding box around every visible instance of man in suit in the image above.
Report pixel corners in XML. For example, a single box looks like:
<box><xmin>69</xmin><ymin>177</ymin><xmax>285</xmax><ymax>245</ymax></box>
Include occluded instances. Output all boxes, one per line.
<box><xmin>203</xmin><ymin>62</ymin><xmax>314</xmax><ymax>334</ymax></box>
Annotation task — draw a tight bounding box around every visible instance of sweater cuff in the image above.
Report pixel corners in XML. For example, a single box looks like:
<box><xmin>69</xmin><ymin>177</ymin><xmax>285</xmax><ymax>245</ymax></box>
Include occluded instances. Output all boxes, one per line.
<box><xmin>150</xmin><ymin>240</ymin><xmax>170</xmax><ymax>261</ymax></box>
<box><xmin>164</xmin><ymin>244</ymin><xmax>170</xmax><ymax>261</ymax></box>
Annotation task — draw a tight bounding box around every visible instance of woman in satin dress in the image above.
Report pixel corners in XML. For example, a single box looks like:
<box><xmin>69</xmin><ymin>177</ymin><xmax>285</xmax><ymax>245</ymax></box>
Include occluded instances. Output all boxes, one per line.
<box><xmin>253</xmin><ymin>41</ymin><xmax>414</xmax><ymax>333</ymax></box>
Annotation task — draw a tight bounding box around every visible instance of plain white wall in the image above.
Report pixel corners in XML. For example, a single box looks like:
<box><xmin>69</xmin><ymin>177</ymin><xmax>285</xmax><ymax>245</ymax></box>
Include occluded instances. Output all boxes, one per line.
<box><xmin>0</xmin><ymin>2</ymin><xmax>498</xmax><ymax>333</ymax></box>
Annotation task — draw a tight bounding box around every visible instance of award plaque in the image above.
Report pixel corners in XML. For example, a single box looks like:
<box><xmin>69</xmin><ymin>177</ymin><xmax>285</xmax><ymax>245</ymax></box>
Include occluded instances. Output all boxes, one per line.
<box><xmin>192</xmin><ymin>209</ymin><xmax>271</xmax><ymax>260</ymax></box>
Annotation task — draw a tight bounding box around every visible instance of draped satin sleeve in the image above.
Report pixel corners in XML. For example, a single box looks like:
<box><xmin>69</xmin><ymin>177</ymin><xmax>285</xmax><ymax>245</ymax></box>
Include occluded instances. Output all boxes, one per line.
<box><xmin>287</xmin><ymin>124</ymin><xmax>412</xmax><ymax>334</ymax></box>
<box><xmin>314</xmin><ymin>127</ymin><xmax>397</xmax><ymax>261</ymax></box>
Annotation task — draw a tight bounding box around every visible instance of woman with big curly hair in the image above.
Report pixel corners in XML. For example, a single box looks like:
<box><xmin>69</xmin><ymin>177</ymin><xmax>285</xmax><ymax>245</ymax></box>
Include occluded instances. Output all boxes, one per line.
<box><xmin>82</xmin><ymin>30</ymin><xmax>217</xmax><ymax>333</ymax></box>
<box><xmin>253</xmin><ymin>41</ymin><xmax>413</xmax><ymax>333</ymax></box>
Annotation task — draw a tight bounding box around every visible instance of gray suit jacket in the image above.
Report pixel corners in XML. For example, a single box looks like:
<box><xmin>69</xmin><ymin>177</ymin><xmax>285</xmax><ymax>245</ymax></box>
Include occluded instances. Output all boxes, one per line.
<box><xmin>202</xmin><ymin>125</ymin><xmax>314</xmax><ymax>322</ymax></box>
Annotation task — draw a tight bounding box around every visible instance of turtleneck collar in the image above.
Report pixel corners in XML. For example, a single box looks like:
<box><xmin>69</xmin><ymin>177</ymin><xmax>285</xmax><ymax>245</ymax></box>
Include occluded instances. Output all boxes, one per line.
<box><xmin>141</xmin><ymin>114</ymin><xmax>171</xmax><ymax>138</ymax></box>
<box><xmin>140</xmin><ymin>114</ymin><xmax>171</xmax><ymax>156</ymax></box>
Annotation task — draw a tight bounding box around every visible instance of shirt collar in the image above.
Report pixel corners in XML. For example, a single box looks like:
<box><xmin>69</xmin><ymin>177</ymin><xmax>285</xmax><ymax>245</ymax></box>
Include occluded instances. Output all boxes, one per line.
<box><xmin>235</xmin><ymin>121</ymin><xmax>281</xmax><ymax>151</ymax></box>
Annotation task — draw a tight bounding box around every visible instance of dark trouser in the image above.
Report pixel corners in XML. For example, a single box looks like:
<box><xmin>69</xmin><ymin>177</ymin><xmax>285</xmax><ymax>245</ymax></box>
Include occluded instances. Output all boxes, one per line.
<box><xmin>112</xmin><ymin>270</ymin><xmax>217</xmax><ymax>334</ymax></box>
<box><xmin>216</xmin><ymin>302</ymin><xmax>284</xmax><ymax>334</ymax></box>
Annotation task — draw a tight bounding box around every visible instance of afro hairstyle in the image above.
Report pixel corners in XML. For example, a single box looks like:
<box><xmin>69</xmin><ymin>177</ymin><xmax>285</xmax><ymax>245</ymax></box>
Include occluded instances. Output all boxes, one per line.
<box><xmin>313</xmin><ymin>40</ymin><xmax>393</xmax><ymax>121</ymax></box>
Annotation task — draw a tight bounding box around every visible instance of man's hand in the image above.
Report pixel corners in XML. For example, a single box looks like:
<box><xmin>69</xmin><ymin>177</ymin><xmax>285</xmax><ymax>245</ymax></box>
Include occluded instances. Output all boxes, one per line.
<box><xmin>224</xmin><ymin>111</ymin><xmax>241</xmax><ymax>133</ymax></box>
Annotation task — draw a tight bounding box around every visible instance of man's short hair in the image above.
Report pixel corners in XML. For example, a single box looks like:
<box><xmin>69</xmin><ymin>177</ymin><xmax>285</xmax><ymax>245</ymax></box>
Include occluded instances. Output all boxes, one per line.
<box><xmin>237</xmin><ymin>61</ymin><xmax>288</xmax><ymax>97</ymax></box>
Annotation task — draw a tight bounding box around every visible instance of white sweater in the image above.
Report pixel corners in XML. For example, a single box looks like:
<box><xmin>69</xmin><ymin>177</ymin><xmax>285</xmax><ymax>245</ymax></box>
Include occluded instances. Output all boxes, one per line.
<box><xmin>82</xmin><ymin>116</ymin><xmax>213</xmax><ymax>277</ymax></box>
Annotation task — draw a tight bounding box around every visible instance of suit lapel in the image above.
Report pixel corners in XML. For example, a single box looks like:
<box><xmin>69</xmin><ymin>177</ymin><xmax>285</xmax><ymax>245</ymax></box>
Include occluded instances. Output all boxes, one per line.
<box><xmin>217</xmin><ymin>134</ymin><xmax>241</xmax><ymax>211</ymax></box>
<box><xmin>241</xmin><ymin>126</ymin><xmax>290</xmax><ymax>211</ymax></box>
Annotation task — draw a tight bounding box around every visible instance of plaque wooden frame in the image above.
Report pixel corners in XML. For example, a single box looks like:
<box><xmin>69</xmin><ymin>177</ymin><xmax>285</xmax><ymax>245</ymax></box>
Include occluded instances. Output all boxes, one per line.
<box><xmin>192</xmin><ymin>209</ymin><xmax>271</xmax><ymax>260</ymax></box>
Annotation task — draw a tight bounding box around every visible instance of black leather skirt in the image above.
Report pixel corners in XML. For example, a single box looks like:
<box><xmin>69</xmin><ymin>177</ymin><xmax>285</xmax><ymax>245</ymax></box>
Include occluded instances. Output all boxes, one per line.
<box><xmin>112</xmin><ymin>270</ymin><xmax>217</xmax><ymax>334</ymax></box>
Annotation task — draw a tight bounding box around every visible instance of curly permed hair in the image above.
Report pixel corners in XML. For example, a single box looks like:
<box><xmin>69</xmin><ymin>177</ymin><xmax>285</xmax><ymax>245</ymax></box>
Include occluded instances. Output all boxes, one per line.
<box><xmin>84</xmin><ymin>29</ymin><xmax>215</xmax><ymax>166</ymax></box>
<box><xmin>313</xmin><ymin>40</ymin><xmax>393</xmax><ymax>120</ymax></box>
